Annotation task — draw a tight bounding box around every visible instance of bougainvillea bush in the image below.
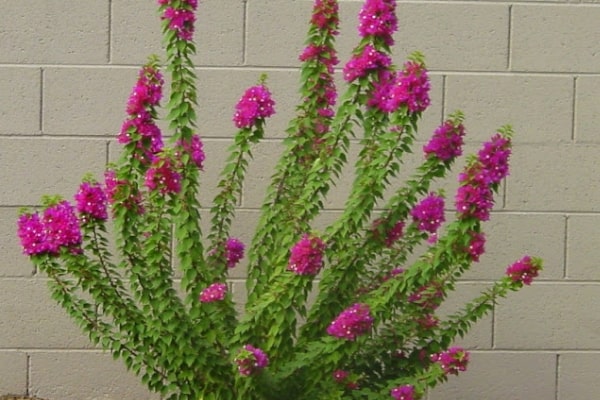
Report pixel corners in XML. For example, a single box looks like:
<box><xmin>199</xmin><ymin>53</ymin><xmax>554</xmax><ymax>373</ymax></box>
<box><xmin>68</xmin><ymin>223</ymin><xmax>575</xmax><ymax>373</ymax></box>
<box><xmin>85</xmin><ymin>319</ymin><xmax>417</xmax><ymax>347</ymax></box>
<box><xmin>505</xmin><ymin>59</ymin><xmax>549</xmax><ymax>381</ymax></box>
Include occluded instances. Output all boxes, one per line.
<box><xmin>16</xmin><ymin>1</ymin><xmax>542</xmax><ymax>399</ymax></box>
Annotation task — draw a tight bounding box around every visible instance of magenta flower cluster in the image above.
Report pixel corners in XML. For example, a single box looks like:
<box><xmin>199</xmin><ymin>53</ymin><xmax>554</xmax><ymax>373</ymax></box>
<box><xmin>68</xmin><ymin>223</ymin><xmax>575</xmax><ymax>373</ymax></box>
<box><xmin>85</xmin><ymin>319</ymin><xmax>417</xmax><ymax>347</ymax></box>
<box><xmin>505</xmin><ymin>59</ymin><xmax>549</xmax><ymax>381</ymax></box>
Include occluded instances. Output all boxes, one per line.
<box><xmin>233</xmin><ymin>85</ymin><xmax>276</xmax><ymax>129</ymax></box>
<box><xmin>455</xmin><ymin>134</ymin><xmax>511</xmax><ymax>221</ymax></box>
<box><xmin>225</xmin><ymin>238</ymin><xmax>245</xmax><ymax>268</ymax></box>
<box><xmin>118</xmin><ymin>65</ymin><xmax>165</xmax><ymax>164</ymax></box>
<box><xmin>18</xmin><ymin>201</ymin><xmax>82</xmax><ymax>256</ymax></box>
<box><xmin>343</xmin><ymin>45</ymin><xmax>391</xmax><ymax>82</ymax></box>
<box><xmin>287</xmin><ymin>234</ymin><xmax>326</xmax><ymax>275</ymax></box>
<box><xmin>74</xmin><ymin>181</ymin><xmax>108</xmax><ymax>222</ymax></box>
<box><xmin>506</xmin><ymin>255</ymin><xmax>541</xmax><ymax>285</ymax></box>
<box><xmin>104</xmin><ymin>170</ymin><xmax>144</xmax><ymax>214</ymax></box>
<box><xmin>327</xmin><ymin>303</ymin><xmax>374</xmax><ymax>340</ymax></box>
<box><xmin>467</xmin><ymin>231</ymin><xmax>486</xmax><ymax>262</ymax></box>
<box><xmin>408</xmin><ymin>283</ymin><xmax>444</xmax><ymax>310</ymax></box>
<box><xmin>145</xmin><ymin>156</ymin><xmax>181</xmax><ymax>195</ymax></box>
<box><xmin>159</xmin><ymin>0</ymin><xmax>198</xmax><ymax>41</ymax></box>
<box><xmin>477</xmin><ymin>133</ymin><xmax>511</xmax><ymax>184</ymax></box>
<box><xmin>358</xmin><ymin>0</ymin><xmax>398</xmax><ymax>45</ymax></box>
<box><xmin>332</xmin><ymin>370</ymin><xmax>359</xmax><ymax>390</ymax></box>
<box><xmin>236</xmin><ymin>345</ymin><xmax>269</xmax><ymax>376</ymax></box>
<box><xmin>177</xmin><ymin>134</ymin><xmax>205</xmax><ymax>170</ymax></box>
<box><xmin>373</xmin><ymin>218</ymin><xmax>405</xmax><ymax>247</ymax></box>
<box><xmin>390</xmin><ymin>384</ymin><xmax>415</xmax><ymax>400</ymax></box>
<box><xmin>423</xmin><ymin>120</ymin><xmax>466</xmax><ymax>161</ymax></box>
<box><xmin>310</xmin><ymin>0</ymin><xmax>339</xmax><ymax>34</ymax></box>
<box><xmin>431</xmin><ymin>346</ymin><xmax>470</xmax><ymax>376</ymax></box>
<box><xmin>368</xmin><ymin>61</ymin><xmax>430</xmax><ymax>113</ymax></box>
<box><xmin>199</xmin><ymin>282</ymin><xmax>227</xmax><ymax>303</ymax></box>
<box><xmin>410</xmin><ymin>193</ymin><xmax>445</xmax><ymax>234</ymax></box>
<box><xmin>385</xmin><ymin>220</ymin><xmax>405</xmax><ymax>247</ymax></box>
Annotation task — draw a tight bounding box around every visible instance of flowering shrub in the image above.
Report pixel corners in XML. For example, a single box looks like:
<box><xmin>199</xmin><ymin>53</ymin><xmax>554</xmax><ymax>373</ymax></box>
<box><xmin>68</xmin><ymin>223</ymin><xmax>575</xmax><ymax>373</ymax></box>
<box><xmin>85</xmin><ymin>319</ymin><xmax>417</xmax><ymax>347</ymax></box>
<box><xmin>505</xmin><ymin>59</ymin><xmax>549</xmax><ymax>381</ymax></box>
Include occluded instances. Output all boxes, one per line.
<box><xmin>16</xmin><ymin>0</ymin><xmax>543</xmax><ymax>399</ymax></box>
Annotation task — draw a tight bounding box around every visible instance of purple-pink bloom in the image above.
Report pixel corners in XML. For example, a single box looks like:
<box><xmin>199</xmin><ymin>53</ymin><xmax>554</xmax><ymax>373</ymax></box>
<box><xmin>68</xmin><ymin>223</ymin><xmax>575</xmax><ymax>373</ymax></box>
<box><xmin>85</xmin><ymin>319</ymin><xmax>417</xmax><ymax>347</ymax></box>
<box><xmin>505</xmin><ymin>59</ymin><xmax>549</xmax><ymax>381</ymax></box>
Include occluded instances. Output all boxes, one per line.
<box><xmin>327</xmin><ymin>303</ymin><xmax>374</xmax><ymax>340</ymax></box>
<box><xmin>343</xmin><ymin>45</ymin><xmax>392</xmax><ymax>82</ymax></box>
<box><xmin>236</xmin><ymin>345</ymin><xmax>269</xmax><ymax>376</ymax></box>
<box><xmin>410</xmin><ymin>193</ymin><xmax>445</xmax><ymax>234</ymax></box>
<box><xmin>225</xmin><ymin>238</ymin><xmax>245</xmax><ymax>268</ymax></box>
<box><xmin>358</xmin><ymin>0</ymin><xmax>398</xmax><ymax>45</ymax></box>
<box><xmin>43</xmin><ymin>201</ymin><xmax>82</xmax><ymax>254</ymax></box>
<box><xmin>455</xmin><ymin>166</ymin><xmax>494</xmax><ymax>221</ymax></box>
<box><xmin>367</xmin><ymin>70</ymin><xmax>397</xmax><ymax>112</ymax></box>
<box><xmin>104</xmin><ymin>170</ymin><xmax>144</xmax><ymax>214</ymax></box>
<box><xmin>162</xmin><ymin>7</ymin><xmax>196</xmax><ymax>41</ymax></box>
<box><xmin>477</xmin><ymin>133</ymin><xmax>511</xmax><ymax>184</ymax></box>
<box><xmin>333</xmin><ymin>369</ymin><xmax>349</xmax><ymax>383</ymax></box>
<box><xmin>125</xmin><ymin>66</ymin><xmax>164</xmax><ymax>115</ymax></box>
<box><xmin>17</xmin><ymin>212</ymin><xmax>48</xmax><ymax>256</ymax></box>
<box><xmin>233</xmin><ymin>85</ymin><xmax>276</xmax><ymax>128</ymax></box>
<box><xmin>385</xmin><ymin>221</ymin><xmax>405</xmax><ymax>247</ymax></box>
<box><xmin>311</xmin><ymin>0</ymin><xmax>339</xmax><ymax>33</ymax></box>
<box><xmin>177</xmin><ymin>134</ymin><xmax>205</xmax><ymax>170</ymax></box>
<box><xmin>506</xmin><ymin>255</ymin><xmax>541</xmax><ymax>285</ymax></box>
<box><xmin>408</xmin><ymin>283</ymin><xmax>444</xmax><ymax>310</ymax></box>
<box><xmin>75</xmin><ymin>182</ymin><xmax>108</xmax><ymax>222</ymax></box>
<box><xmin>287</xmin><ymin>234</ymin><xmax>326</xmax><ymax>275</ymax></box>
<box><xmin>390</xmin><ymin>384</ymin><xmax>415</xmax><ymax>400</ymax></box>
<box><xmin>199</xmin><ymin>282</ymin><xmax>227</xmax><ymax>303</ymax></box>
<box><xmin>390</xmin><ymin>61</ymin><xmax>430</xmax><ymax>113</ymax></box>
<box><xmin>467</xmin><ymin>231</ymin><xmax>485</xmax><ymax>262</ymax></box>
<box><xmin>424</xmin><ymin>120</ymin><xmax>466</xmax><ymax>161</ymax></box>
<box><xmin>145</xmin><ymin>156</ymin><xmax>181</xmax><ymax>195</ymax></box>
<box><xmin>431</xmin><ymin>347</ymin><xmax>470</xmax><ymax>376</ymax></box>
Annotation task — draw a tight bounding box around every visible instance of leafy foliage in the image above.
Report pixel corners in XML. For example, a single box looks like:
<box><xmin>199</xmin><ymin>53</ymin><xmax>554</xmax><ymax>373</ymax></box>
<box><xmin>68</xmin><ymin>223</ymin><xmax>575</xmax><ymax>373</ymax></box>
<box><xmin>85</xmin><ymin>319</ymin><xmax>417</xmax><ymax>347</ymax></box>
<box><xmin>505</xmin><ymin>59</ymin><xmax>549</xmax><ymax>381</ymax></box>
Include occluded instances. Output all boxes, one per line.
<box><xmin>16</xmin><ymin>1</ymin><xmax>542</xmax><ymax>399</ymax></box>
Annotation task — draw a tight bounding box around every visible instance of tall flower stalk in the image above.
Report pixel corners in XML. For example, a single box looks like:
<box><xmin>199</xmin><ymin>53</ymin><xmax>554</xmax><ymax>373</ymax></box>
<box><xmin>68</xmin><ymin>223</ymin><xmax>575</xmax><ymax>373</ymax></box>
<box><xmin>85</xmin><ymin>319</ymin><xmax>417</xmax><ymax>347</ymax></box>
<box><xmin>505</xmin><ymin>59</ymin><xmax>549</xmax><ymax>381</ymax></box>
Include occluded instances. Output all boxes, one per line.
<box><xmin>16</xmin><ymin>1</ymin><xmax>543</xmax><ymax>399</ymax></box>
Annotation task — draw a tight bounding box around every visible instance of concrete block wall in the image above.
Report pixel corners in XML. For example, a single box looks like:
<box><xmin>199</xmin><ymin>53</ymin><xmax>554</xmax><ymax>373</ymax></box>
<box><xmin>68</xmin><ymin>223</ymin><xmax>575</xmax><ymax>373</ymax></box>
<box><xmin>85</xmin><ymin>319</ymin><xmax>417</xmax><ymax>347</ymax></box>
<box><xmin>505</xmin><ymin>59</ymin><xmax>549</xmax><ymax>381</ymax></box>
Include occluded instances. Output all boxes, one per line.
<box><xmin>1</xmin><ymin>0</ymin><xmax>599</xmax><ymax>399</ymax></box>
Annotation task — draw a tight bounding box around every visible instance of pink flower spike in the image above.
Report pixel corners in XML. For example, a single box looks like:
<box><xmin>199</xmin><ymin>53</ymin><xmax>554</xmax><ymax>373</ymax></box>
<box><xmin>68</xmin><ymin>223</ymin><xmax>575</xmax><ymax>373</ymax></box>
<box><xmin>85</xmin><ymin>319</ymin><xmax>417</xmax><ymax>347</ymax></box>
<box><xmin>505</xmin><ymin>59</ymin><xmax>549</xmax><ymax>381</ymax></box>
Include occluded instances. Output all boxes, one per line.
<box><xmin>17</xmin><ymin>212</ymin><xmax>48</xmax><ymax>256</ymax></box>
<box><xmin>467</xmin><ymin>231</ymin><xmax>485</xmax><ymax>262</ymax></box>
<box><xmin>233</xmin><ymin>84</ymin><xmax>276</xmax><ymax>128</ymax></box>
<box><xmin>177</xmin><ymin>134</ymin><xmax>205</xmax><ymax>170</ymax></box>
<box><xmin>477</xmin><ymin>133</ymin><xmax>512</xmax><ymax>184</ymax></box>
<box><xmin>506</xmin><ymin>255</ymin><xmax>542</xmax><ymax>285</ymax></box>
<box><xmin>287</xmin><ymin>234</ymin><xmax>326</xmax><ymax>275</ymax></box>
<box><xmin>327</xmin><ymin>303</ymin><xmax>374</xmax><ymax>340</ymax></box>
<box><xmin>358</xmin><ymin>0</ymin><xmax>398</xmax><ymax>45</ymax></box>
<box><xmin>144</xmin><ymin>156</ymin><xmax>181</xmax><ymax>195</ymax></box>
<box><xmin>389</xmin><ymin>61</ymin><xmax>430</xmax><ymax>113</ymax></box>
<box><xmin>424</xmin><ymin>120</ymin><xmax>466</xmax><ymax>161</ymax></box>
<box><xmin>333</xmin><ymin>369</ymin><xmax>349</xmax><ymax>383</ymax></box>
<box><xmin>311</xmin><ymin>0</ymin><xmax>339</xmax><ymax>33</ymax></box>
<box><xmin>42</xmin><ymin>201</ymin><xmax>82</xmax><ymax>254</ymax></box>
<box><xmin>410</xmin><ymin>193</ymin><xmax>445</xmax><ymax>234</ymax></box>
<box><xmin>343</xmin><ymin>45</ymin><xmax>391</xmax><ymax>82</ymax></box>
<box><xmin>75</xmin><ymin>181</ymin><xmax>108</xmax><ymax>222</ymax></box>
<box><xmin>225</xmin><ymin>238</ymin><xmax>245</xmax><ymax>268</ymax></box>
<box><xmin>431</xmin><ymin>347</ymin><xmax>470</xmax><ymax>376</ymax></box>
<box><xmin>236</xmin><ymin>345</ymin><xmax>269</xmax><ymax>376</ymax></box>
<box><xmin>390</xmin><ymin>384</ymin><xmax>415</xmax><ymax>400</ymax></box>
<box><xmin>199</xmin><ymin>283</ymin><xmax>227</xmax><ymax>303</ymax></box>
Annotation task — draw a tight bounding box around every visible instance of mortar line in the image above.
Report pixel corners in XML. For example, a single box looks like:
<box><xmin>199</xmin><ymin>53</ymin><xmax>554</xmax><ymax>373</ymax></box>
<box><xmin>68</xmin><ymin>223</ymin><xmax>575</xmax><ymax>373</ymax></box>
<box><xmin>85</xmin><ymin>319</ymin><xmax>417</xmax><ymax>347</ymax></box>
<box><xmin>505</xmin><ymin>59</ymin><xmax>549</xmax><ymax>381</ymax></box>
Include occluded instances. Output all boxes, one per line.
<box><xmin>39</xmin><ymin>68</ymin><xmax>44</xmax><ymax>134</ymax></box>
<box><xmin>26</xmin><ymin>353</ymin><xmax>31</xmax><ymax>396</ymax></box>
<box><xmin>555</xmin><ymin>353</ymin><xmax>560</xmax><ymax>400</ymax></box>
<box><xmin>571</xmin><ymin>76</ymin><xmax>578</xmax><ymax>141</ymax></box>
<box><xmin>107</xmin><ymin>0</ymin><xmax>113</xmax><ymax>63</ymax></box>
<box><xmin>491</xmin><ymin>302</ymin><xmax>497</xmax><ymax>349</ymax></box>
<box><xmin>440</xmin><ymin>75</ymin><xmax>447</xmax><ymax>120</ymax></box>
<box><xmin>507</xmin><ymin>5</ymin><xmax>513</xmax><ymax>71</ymax></box>
<box><xmin>563</xmin><ymin>215</ymin><xmax>569</xmax><ymax>279</ymax></box>
<box><xmin>242</xmin><ymin>0</ymin><xmax>249</xmax><ymax>65</ymax></box>
<box><xmin>502</xmin><ymin>178</ymin><xmax>508</xmax><ymax>209</ymax></box>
